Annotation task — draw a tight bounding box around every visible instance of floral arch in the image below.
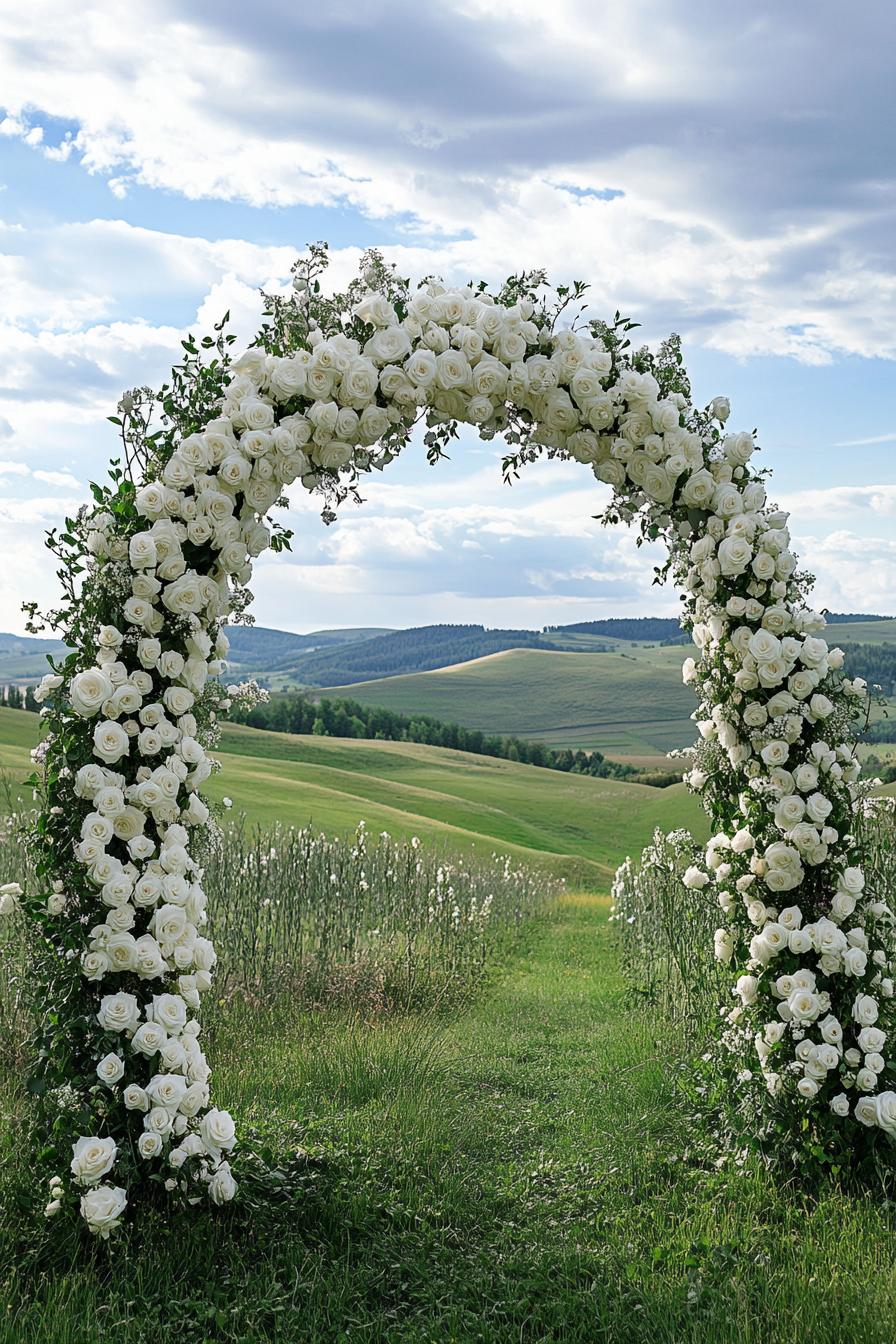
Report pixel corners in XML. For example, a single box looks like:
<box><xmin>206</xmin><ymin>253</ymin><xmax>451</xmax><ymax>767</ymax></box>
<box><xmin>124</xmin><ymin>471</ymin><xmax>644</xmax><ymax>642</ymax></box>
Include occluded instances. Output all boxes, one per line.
<box><xmin>26</xmin><ymin>245</ymin><xmax>893</xmax><ymax>1237</ymax></box>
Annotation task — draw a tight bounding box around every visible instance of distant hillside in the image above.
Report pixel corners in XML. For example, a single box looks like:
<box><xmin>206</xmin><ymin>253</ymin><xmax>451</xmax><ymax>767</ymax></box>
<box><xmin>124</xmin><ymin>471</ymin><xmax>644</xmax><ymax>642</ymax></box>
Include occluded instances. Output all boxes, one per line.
<box><xmin>546</xmin><ymin>617</ymin><xmax>682</xmax><ymax>641</ymax></box>
<box><xmin>2</xmin><ymin>612</ymin><xmax>894</xmax><ymax>691</ymax></box>
<box><xmin>250</xmin><ymin>613</ymin><xmax>896</xmax><ymax>687</ymax></box>
<box><xmin>223</xmin><ymin>625</ymin><xmax>391</xmax><ymax>679</ymax></box>
<box><xmin>286</xmin><ymin>624</ymin><xmax>545</xmax><ymax>687</ymax></box>
<box><xmin>0</xmin><ymin>625</ymin><xmax>390</xmax><ymax>687</ymax></box>
<box><xmin>321</xmin><ymin>646</ymin><xmax>698</xmax><ymax>767</ymax></box>
<box><xmin>0</xmin><ymin>706</ymin><xmax>705</xmax><ymax>883</ymax></box>
<box><xmin>0</xmin><ymin>632</ymin><xmax>67</xmax><ymax>683</ymax></box>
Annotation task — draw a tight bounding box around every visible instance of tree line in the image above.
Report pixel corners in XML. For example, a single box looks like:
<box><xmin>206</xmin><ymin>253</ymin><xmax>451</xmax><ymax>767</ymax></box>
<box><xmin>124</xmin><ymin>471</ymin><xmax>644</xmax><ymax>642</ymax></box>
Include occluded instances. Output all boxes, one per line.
<box><xmin>2</xmin><ymin>684</ymin><xmax>38</xmax><ymax>711</ymax></box>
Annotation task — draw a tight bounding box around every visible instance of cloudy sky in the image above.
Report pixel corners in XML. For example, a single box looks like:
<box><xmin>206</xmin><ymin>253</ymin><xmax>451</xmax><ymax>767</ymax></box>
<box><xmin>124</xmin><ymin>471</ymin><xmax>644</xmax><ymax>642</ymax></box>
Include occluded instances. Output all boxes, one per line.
<box><xmin>1</xmin><ymin>1</ymin><xmax>894</xmax><ymax>635</ymax></box>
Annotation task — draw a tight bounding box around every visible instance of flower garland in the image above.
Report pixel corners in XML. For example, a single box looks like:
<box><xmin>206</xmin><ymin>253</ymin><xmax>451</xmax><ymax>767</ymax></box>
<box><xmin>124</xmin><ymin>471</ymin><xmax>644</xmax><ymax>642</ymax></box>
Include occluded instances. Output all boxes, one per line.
<box><xmin>25</xmin><ymin>246</ymin><xmax>889</xmax><ymax>1237</ymax></box>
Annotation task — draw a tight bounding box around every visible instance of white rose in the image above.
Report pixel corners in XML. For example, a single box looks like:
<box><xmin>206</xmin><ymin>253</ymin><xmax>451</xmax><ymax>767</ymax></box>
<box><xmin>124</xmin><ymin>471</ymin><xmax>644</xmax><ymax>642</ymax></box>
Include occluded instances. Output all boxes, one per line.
<box><xmin>858</xmin><ymin>1027</ymin><xmax>885</xmax><ymax>1053</ymax></box>
<box><xmin>129</xmin><ymin>532</ymin><xmax>158</xmax><ymax>569</ymax></box>
<box><xmin>150</xmin><ymin>993</ymin><xmax>188</xmax><ymax>1035</ymax></box>
<box><xmin>714</xmin><ymin>928</ymin><xmax>734</xmax><ymax>962</ymax></box>
<box><xmin>147</xmin><ymin>1074</ymin><xmax>188</xmax><ymax>1112</ymax></box>
<box><xmin>839</xmin><ymin>867</ymin><xmax>865</xmax><ymax>896</ymax></box>
<box><xmin>131</xmin><ymin>1022</ymin><xmax>168</xmax><ymax>1057</ymax></box>
<box><xmin>854</xmin><ymin>1096</ymin><xmax>879</xmax><ymax>1126</ymax></box>
<box><xmin>875</xmin><ymin>1092</ymin><xmax>896</xmax><ymax>1134</ymax></box>
<box><xmin>124</xmin><ymin>1084</ymin><xmax>149</xmax><ymax>1112</ymax></box>
<box><xmin>843</xmin><ymin>946</ymin><xmax>868</xmax><ymax>976</ymax></box>
<box><xmin>853</xmin><ymin>994</ymin><xmax>879</xmax><ymax>1026</ymax></box>
<box><xmin>208</xmin><ymin>1161</ymin><xmax>238</xmax><ymax>1205</ymax></box>
<box><xmin>138</xmin><ymin>1132</ymin><xmax>164</xmax><ymax>1160</ymax></box>
<box><xmin>774</xmin><ymin>795</ymin><xmax>805</xmax><ymax>830</ymax></box>
<box><xmin>35</xmin><ymin>671</ymin><xmax>65</xmax><ymax>703</ymax></box>
<box><xmin>96</xmin><ymin>1053</ymin><xmax>125</xmax><ymax>1087</ymax></box>
<box><xmin>162</xmin><ymin>573</ymin><xmax>205</xmax><ymax>616</ymax></box>
<box><xmin>200</xmin><ymin>1108</ymin><xmax>237</xmax><ymax>1156</ymax></box>
<box><xmin>178</xmin><ymin>1082</ymin><xmax>208</xmax><ymax>1117</ymax></box>
<box><xmin>71</xmin><ymin>1136</ymin><xmax>117</xmax><ymax>1186</ymax></box>
<box><xmin>808</xmin><ymin>693</ymin><xmax>834</xmax><ymax>719</ymax></box>
<box><xmin>80</xmin><ymin>1184</ymin><xmax>127</xmax><ymax>1238</ymax></box>
<box><xmin>93</xmin><ymin>721</ymin><xmax>130</xmax><ymax>765</ymax></box>
<box><xmin>365</xmin><ymin>326</ymin><xmax>412</xmax><ymax>366</ymax></box>
<box><xmin>70</xmin><ymin>668</ymin><xmax>113</xmax><ymax>718</ymax></box>
<box><xmin>434</xmin><ymin>349</ymin><xmax>471</xmax><ymax>390</ymax></box>
<box><xmin>717</xmin><ymin>536</ymin><xmax>752</xmax><ymax>575</ymax></box>
<box><xmin>97</xmin><ymin>993</ymin><xmax>140</xmax><ymax>1033</ymax></box>
<box><xmin>81</xmin><ymin>950</ymin><xmax>110</xmax><ymax>981</ymax></box>
<box><xmin>736</xmin><ymin>974</ymin><xmax>758</xmax><ymax>1005</ymax></box>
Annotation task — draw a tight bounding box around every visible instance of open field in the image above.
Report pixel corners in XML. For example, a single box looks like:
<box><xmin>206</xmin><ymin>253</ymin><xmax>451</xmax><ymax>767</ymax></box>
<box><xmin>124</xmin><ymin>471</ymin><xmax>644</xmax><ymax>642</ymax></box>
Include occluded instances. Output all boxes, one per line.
<box><xmin>2</xmin><ymin>894</ymin><xmax>896</xmax><ymax>1342</ymax></box>
<box><xmin>322</xmin><ymin>646</ymin><xmax>699</xmax><ymax>764</ymax></box>
<box><xmin>0</xmin><ymin>708</ymin><xmax>707</xmax><ymax>885</ymax></box>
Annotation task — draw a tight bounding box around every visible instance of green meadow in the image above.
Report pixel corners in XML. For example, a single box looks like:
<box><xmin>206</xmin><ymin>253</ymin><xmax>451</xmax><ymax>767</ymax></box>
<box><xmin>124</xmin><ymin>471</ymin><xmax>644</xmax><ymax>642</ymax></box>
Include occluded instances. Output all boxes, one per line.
<box><xmin>322</xmin><ymin>646</ymin><xmax>699</xmax><ymax>766</ymax></box>
<box><xmin>3</xmin><ymin>894</ymin><xmax>896</xmax><ymax>1341</ymax></box>
<box><xmin>0</xmin><ymin>707</ymin><xmax>706</xmax><ymax>884</ymax></box>
<box><xmin>4</xmin><ymin>702</ymin><xmax>896</xmax><ymax>1340</ymax></box>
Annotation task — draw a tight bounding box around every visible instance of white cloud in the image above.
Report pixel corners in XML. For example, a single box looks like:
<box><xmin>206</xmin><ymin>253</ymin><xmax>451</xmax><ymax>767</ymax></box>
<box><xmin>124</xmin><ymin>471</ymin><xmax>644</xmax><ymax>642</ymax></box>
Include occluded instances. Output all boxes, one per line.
<box><xmin>779</xmin><ymin>484</ymin><xmax>896</xmax><ymax>518</ymax></box>
<box><xmin>0</xmin><ymin>2</ymin><xmax>893</xmax><ymax>633</ymax></box>
<box><xmin>32</xmin><ymin>469</ymin><xmax>80</xmax><ymax>488</ymax></box>
<box><xmin>796</xmin><ymin>531</ymin><xmax>896</xmax><ymax>615</ymax></box>
<box><xmin>833</xmin><ymin>432</ymin><xmax>896</xmax><ymax>448</ymax></box>
<box><xmin>0</xmin><ymin>2</ymin><xmax>892</xmax><ymax>361</ymax></box>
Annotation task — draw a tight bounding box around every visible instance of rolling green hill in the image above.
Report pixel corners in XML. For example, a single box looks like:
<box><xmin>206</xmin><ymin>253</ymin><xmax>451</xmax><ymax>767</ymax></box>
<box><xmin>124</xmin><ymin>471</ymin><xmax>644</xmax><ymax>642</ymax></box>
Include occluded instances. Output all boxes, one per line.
<box><xmin>321</xmin><ymin>646</ymin><xmax>698</xmax><ymax>765</ymax></box>
<box><xmin>0</xmin><ymin>707</ymin><xmax>705</xmax><ymax>885</ymax></box>
<box><xmin>830</xmin><ymin>619</ymin><xmax>896</xmax><ymax>645</ymax></box>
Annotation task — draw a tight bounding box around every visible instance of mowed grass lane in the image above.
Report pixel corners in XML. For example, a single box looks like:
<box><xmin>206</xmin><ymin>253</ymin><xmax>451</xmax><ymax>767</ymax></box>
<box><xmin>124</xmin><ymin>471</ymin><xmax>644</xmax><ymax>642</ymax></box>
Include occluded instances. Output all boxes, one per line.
<box><xmin>2</xmin><ymin>895</ymin><xmax>896</xmax><ymax>1341</ymax></box>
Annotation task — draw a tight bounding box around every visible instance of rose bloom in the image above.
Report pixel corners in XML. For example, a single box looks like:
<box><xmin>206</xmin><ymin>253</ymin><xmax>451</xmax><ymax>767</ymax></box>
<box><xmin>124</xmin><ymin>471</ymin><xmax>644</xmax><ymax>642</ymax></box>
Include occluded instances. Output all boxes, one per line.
<box><xmin>132</xmin><ymin>1022</ymin><xmax>168</xmax><ymax>1057</ymax></box>
<box><xmin>93</xmin><ymin>721</ymin><xmax>130</xmax><ymax>765</ymax></box>
<box><xmin>138</xmin><ymin>1131</ymin><xmax>164</xmax><ymax>1160</ymax></box>
<box><xmin>96</xmin><ymin>1053</ymin><xmax>125</xmax><ymax>1087</ymax></box>
<box><xmin>80</xmin><ymin>1184</ymin><xmax>127</xmax><ymax>1238</ymax></box>
<box><xmin>70</xmin><ymin>668</ymin><xmax>113</xmax><ymax>718</ymax></box>
<box><xmin>97</xmin><ymin>992</ymin><xmax>140</xmax><ymax>1033</ymax></box>
<box><xmin>208</xmin><ymin>1162</ymin><xmax>238</xmax><ymax>1205</ymax></box>
<box><xmin>150</xmin><ymin>993</ymin><xmax>188</xmax><ymax>1035</ymax></box>
<box><xmin>124</xmin><ymin>1084</ymin><xmax>149</xmax><ymax>1112</ymax></box>
<box><xmin>200</xmin><ymin>1108</ymin><xmax>237</xmax><ymax>1156</ymax></box>
<box><xmin>71</xmin><ymin>1135</ymin><xmax>117</xmax><ymax>1186</ymax></box>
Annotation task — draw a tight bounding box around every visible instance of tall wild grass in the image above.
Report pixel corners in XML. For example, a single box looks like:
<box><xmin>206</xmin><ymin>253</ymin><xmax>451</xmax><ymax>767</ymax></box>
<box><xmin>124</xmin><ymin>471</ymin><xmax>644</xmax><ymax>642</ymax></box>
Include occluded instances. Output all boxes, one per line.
<box><xmin>0</xmin><ymin>807</ymin><xmax>559</xmax><ymax>1054</ymax></box>
<box><xmin>612</xmin><ymin>798</ymin><xmax>896</xmax><ymax>1037</ymax></box>
<box><xmin>204</xmin><ymin>818</ymin><xmax>557</xmax><ymax>1009</ymax></box>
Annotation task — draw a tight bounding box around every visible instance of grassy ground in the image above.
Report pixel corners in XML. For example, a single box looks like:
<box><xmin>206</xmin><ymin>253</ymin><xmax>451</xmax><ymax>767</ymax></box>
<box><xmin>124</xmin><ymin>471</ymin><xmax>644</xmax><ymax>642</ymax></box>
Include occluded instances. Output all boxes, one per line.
<box><xmin>0</xmin><ymin>708</ymin><xmax>707</xmax><ymax>884</ymax></box>
<box><xmin>2</xmin><ymin>894</ymin><xmax>896</xmax><ymax>1342</ymax></box>
<box><xmin>320</xmin><ymin>647</ymin><xmax>698</xmax><ymax>764</ymax></box>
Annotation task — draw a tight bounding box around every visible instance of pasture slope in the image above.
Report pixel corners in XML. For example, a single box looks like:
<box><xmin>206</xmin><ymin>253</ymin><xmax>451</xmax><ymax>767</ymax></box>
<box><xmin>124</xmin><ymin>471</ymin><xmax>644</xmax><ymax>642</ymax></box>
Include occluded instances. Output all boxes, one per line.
<box><xmin>0</xmin><ymin>707</ymin><xmax>705</xmax><ymax>885</ymax></box>
<box><xmin>322</xmin><ymin>645</ymin><xmax>698</xmax><ymax>765</ymax></box>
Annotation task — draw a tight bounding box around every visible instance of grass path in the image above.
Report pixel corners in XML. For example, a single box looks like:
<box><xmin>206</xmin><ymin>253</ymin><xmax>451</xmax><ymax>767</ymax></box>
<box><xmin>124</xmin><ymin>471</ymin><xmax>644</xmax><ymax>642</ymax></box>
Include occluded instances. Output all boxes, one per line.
<box><xmin>3</xmin><ymin>897</ymin><xmax>896</xmax><ymax>1341</ymax></box>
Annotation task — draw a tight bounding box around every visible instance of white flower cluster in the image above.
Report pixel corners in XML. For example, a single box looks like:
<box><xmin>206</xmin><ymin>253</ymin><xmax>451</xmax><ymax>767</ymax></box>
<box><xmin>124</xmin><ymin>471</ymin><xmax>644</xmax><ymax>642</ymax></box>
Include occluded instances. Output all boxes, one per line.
<box><xmin>670</xmin><ymin>488</ymin><xmax>893</xmax><ymax>1121</ymax></box>
<box><xmin>34</xmin><ymin>263</ymin><xmax>890</xmax><ymax>1233</ymax></box>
